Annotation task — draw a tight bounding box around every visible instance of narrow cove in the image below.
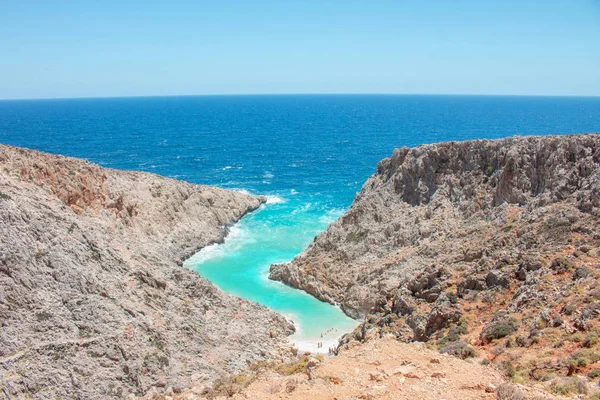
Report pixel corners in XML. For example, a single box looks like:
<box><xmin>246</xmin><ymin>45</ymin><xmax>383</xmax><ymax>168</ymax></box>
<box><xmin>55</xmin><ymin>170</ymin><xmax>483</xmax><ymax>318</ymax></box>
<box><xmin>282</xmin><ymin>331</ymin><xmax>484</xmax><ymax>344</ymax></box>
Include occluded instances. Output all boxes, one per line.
<box><xmin>184</xmin><ymin>195</ymin><xmax>359</xmax><ymax>353</ymax></box>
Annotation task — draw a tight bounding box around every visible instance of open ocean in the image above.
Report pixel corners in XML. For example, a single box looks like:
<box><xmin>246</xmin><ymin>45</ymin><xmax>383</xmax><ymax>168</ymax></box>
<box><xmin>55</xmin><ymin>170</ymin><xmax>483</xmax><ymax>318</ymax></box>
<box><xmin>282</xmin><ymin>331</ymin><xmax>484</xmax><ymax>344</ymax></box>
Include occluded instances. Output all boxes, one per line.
<box><xmin>2</xmin><ymin>94</ymin><xmax>599</xmax><ymax>350</ymax></box>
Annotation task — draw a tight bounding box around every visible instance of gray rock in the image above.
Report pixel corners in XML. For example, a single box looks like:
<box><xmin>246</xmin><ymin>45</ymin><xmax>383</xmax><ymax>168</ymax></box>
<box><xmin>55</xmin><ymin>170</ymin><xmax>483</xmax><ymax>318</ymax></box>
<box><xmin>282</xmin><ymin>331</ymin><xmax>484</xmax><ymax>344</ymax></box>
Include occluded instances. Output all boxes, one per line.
<box><xmin>0</xmin><ymin>145</ymin><xmax>292</xmax><ymax>399</ymax></box>
<box><xmin>486</xmin><ymin>270</ymin><xmax>511</xmax><ymax>289</ymax></box>
<box><xmin>269</xmin><ymin>134</ymin><xmax>600</xmax><ymax>325</ymax></box>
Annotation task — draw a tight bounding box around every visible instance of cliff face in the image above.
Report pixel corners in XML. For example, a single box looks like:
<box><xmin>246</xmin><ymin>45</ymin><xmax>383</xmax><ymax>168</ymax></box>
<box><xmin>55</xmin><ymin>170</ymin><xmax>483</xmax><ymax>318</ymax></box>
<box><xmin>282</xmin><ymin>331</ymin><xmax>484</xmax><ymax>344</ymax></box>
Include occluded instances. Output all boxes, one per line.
<box><xmin>271</xmin><ymin>134</ymin><xmax>600</xmax><ymax>383</ymax></box>
<box><xmin>0</xmin><ymin>145</ymin><xmax>292</xmax><ymax>399</ymax></box>
<box><xmin>271</xmin><ymin>134</ymin><xmax>600</xmax><ymax>317</ymax></box>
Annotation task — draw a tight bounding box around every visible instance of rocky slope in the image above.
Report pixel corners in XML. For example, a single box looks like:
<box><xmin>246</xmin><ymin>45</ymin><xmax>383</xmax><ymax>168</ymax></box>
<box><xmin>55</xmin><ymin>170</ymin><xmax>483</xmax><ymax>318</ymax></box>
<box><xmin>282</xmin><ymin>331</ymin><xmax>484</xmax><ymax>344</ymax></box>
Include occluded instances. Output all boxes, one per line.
<box><xmin>271</xmin><ymin>134</ymin><xmax>600</xmax><ymax>391</ymax></box>
<box><xmin>0</xmin><ymin>145</ymin><xmax>293</xmax><ymax>400</ymax></box>
<box><xmin>171</xmin><ymin>335</ymin><xmax>528</xmax><ymax>400</ymax></box>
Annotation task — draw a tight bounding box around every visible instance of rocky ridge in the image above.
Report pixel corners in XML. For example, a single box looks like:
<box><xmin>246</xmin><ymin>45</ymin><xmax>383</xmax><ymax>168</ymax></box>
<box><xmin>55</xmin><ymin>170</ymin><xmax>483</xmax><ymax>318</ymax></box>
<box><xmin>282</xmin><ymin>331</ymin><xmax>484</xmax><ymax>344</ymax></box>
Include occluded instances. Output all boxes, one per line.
<box><xmin>271</xmin><ymin>134</ymin><xmax>600</xmax><ymax>391</ymax></box>
<box><xmin>0</xmin><ymin>145</ymin><xmax>293</xmax><ymax>399</ymax></box>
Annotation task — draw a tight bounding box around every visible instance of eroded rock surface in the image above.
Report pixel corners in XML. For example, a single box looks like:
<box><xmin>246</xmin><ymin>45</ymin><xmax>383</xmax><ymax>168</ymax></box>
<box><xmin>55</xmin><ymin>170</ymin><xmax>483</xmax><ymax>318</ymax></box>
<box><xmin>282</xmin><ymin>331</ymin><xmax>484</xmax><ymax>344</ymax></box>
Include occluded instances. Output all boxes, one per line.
<box><xmin>271</xmin><ymin>134</ymin><xmax>600</xmax><ymax>385</ymax></box>
<box><xmin>271</xmin><ymin>134</ymin><xmax>600</xmax><ymax>317</ymax></box>
<box><xmin>0</xmin><ymin>145</ymin><xmax>293</xmax><ymax>399</ymax></box>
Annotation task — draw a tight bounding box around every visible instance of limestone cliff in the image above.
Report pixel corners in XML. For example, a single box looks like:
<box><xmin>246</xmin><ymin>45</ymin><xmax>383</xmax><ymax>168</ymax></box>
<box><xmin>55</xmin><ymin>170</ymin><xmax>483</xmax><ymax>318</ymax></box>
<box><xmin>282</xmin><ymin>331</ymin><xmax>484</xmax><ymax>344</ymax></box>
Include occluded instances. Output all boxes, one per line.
<box><xmin>0</xmin><ymin>145</ymin><xmax>292</xmax><ymax>399</ymax></box>
<box><xmin>271</xmin><ymin>134</ymin><xmax>600</xmax><ymax>386</ymax></box>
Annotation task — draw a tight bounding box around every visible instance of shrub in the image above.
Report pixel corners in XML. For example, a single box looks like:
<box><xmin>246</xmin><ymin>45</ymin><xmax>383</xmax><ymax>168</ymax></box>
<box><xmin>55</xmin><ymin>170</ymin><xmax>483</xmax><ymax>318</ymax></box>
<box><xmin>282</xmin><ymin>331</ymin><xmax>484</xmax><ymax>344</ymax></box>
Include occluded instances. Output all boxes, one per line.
<box><xmin>439</xmin><ymin>340</ymin><xmax>477</xmax><ymax>359</ymax></box>
<box><xmin>562</xmin><ymin>302</ymin><xmax>577</xmax><ymax>315</ymax></box>
<box><xmin>0</xmin><ymin>192</ymin><xmax>11</xmax><ymax>200</ymax></box>
<box><xmin>569</xmin><ymin>348</ymin><xmax>600</xmax><ymax>373</ymax></box>
<box><xmin>551</xmin><ymin>257</ymin><xmax>573</xmax><ymax>273</ymax></box>
<box><xmin>481</xmin><ymin>317</ymin><xmax>519</xmax><ymax>342</ymax></box>
<box><xmin>446</xmin><ymin>291</ymin><xmax>458</xmax><ymax>304</ymax></box>
<box><xmin>499</xmin><ymin>361</ymin><xmax>516</xmax><ymax>378</ymax></box>
<box><xmin>274</xmin><ymin>357</ymin><xmax>310</xmax><ymax>375</ymax></box>
<box><xmin>550</xmin><ymin>377</ymin><xmax>589</xmax><ymax>396</ymax></box>
<box><xmin>588</xmin><ymin>369</ymin><xmax>600</xmax><ymax>379</ymax></box>
<box><xmin>495</xmin><ymin>383</ymin><xmax>525</xmax><ymax>400</ymax></box>
<box><xmin>204</xmin><ymin>373</ymin><xmax>253</xmax><ymax>399</ymax></box>
<box><xmin>584</xmin><ymin>333</ymin><xmax>599</xmax><ymax>348</ymax></box>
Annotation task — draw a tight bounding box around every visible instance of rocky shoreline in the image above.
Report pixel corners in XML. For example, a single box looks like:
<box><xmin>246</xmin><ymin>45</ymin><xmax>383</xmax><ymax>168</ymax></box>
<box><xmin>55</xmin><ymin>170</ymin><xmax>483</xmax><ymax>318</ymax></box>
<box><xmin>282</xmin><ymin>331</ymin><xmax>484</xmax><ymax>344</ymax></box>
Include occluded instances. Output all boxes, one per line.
<box><xmin>271</xmin><ymin>134</ymin><xmax>600</xmax><ymax>390</ymax></box>
<box><xmin>0</xmin><ymin>145</ymin><xmax>293</xmax><ymax>399</ymax></box>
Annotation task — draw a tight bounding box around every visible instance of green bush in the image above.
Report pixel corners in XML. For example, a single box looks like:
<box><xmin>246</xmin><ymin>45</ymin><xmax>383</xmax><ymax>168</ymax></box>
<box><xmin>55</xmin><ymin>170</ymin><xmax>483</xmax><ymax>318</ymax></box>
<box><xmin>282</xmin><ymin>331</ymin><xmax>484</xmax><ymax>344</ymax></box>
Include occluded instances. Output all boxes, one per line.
<box><xmin>588</xmin><ymin>369</ymin><xmax>600</xmax><ymax>379</ymax></box>
<box><xmin>481</xmin><ymin>317</ymin><xmax>519</xmax><ymax>342</ymax></box>
<box><xmin>584</xmin><ymin>333</ymin><xmax>599</xmax><ymax>348</ymax></box>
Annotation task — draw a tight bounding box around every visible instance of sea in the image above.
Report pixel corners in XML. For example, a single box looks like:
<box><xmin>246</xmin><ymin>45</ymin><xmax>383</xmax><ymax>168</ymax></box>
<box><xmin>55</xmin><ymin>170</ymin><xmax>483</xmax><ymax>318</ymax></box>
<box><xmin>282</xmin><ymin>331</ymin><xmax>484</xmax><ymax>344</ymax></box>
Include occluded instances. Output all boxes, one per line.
<box><xmin>1</xmin><ymin>94</ymin><xmax>599</xmax><ymax>351</ymax></box>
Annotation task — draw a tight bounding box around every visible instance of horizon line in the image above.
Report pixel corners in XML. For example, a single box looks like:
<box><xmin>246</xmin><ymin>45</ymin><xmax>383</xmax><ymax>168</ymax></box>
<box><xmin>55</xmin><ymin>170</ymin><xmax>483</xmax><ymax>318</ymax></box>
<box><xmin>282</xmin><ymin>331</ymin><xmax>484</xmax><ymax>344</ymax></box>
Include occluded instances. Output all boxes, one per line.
<box><xmin>1</xmin><ymin>92</ymin><xmax>600</xmax><ymax>102</ymax></box>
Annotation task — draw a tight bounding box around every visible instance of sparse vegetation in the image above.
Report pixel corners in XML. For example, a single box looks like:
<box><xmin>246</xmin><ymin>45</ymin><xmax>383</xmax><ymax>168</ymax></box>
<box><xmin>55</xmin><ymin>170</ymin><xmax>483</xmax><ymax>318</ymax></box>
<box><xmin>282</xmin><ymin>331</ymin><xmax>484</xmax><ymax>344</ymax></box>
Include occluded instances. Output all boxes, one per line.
<box><xmin>203</xmin><ymin>373</ymin><xmax>253</xmax><ymax>399</ymax></box>
<box><xmin>439</xmin><ymin>340</ymin><xmax>477</xmax><ymax>359</ymax></box>
<box><xmin>550</xmin><ymin>377</ymin><xmax>589</xmax><ymax>396</ymax></box>
<box><xmin>551</xmin><ymin>257</ymin><xmax>573</xmax><ymax>273</ymax></box>
<box><xmin>495</xmin><ymin>383</ymin><xmax>525</xmax><ymax>400</ymax></box>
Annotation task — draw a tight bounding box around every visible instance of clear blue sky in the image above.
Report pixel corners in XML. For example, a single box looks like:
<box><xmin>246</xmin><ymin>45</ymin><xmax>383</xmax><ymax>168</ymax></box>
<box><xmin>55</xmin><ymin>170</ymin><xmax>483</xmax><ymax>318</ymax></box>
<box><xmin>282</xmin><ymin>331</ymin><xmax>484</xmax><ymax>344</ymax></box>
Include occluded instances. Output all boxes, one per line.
<box><xmin>1</xmin><ymin>0</ymin><xmax>599</xmax><ymax>99</ymax></box>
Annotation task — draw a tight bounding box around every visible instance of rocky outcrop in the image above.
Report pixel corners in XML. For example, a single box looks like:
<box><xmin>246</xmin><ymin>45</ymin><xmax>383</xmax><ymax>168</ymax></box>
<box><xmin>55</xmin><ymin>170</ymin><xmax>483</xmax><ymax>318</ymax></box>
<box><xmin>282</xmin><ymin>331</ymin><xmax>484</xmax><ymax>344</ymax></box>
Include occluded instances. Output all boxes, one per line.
<box><xmin>0</xmin><ymin>145</ymin><xmax>293</xmax><ymax>399</ymax></box>
<box><xmin>271</xmin><ymin>134</ymin><xmax>600</xmax><ymax>315</ymax></box>
<box><xmin>271</xmin><ymin>134</ymin><xmax>600</xmax><ymax>384</ymax></box>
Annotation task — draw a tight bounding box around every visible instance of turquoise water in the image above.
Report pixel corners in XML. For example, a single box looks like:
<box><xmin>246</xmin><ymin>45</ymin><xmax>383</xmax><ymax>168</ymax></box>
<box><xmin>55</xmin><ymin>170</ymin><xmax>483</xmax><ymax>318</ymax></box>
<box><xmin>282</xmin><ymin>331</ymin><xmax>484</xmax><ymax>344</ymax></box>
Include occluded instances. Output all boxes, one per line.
<box><xmin>2</xmin><ymin>95</ymin><xmax>600</xmax><ymax>349</ymax></box>
<box><xmin>184</xmin><ymin>196</ymin><xmax>358</xmax><ymax>351</ymax></box>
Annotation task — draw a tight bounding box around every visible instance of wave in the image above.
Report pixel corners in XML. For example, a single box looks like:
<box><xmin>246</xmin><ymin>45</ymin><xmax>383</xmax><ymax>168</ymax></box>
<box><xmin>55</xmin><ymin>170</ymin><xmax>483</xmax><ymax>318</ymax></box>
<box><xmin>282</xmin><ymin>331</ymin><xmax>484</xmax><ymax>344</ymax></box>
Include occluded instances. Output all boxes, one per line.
<box><xmin>262</xmin><ymin>172</ymin><xmax>274</xmax><ymax>179</ymax></box>
<box><xmin>318</xmin><ymin>207</ymin><xmax>345</xmax><ymax>224</ymax></box>
<box><xmin>184</xmin><ymin>225</ymin><xmax>246</xmax><ymax>265</ymax></box>
<box><xmin>265</xmin><ymin>195</ymin><xmax>285</xmax><ymax>204</ymax></box>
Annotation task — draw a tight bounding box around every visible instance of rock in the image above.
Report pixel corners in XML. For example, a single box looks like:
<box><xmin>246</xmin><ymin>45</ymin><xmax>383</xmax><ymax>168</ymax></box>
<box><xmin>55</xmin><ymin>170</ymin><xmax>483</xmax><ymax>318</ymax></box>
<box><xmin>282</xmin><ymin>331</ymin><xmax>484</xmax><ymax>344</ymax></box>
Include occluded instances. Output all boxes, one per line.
<box><xmin>285</xmin><ymin>378</ymin><xmax>297</xmax><ymax>393</ymax></box>
<box><xmin>574</xmin><ymin>267</ymin><xmax>592</xmax><ymax>280</ymax></box>
<box><xmin>392</xmin><ymin>365</ymin><xmax>416</xmax><ymax>375</ymax></box>
<box><xmin>369</xmin><ymin>371</ymin><xmax>387</xmax><ymax>382</ymax></box>
<box><xmin>457</xmin><ymin>275</ymin><xmax>487</xmax><ymax>297</ymax></box>
<box><xmin>424</xmin><ymin>293</ymin><xmax>462</xmax><ymax>337</ymax></box>
<box><xmin>485</xmin><ymin>271</ymin><xmax>510</xmax><ymax>289</ymax></box>
<box><xmin>392</xmin><ymin>292</ymin><xmax>415</xmax><ymax>316</ymax></box>
<box><xmin>270</xmin><ymin>134</ymin><xmax>600</xmax><ymax>323</ymax></box>
<box><xmin>0</xmin><ymin>145</ymin><xmax>291</xmax><ymax>400</ymax></box>
<box><xmin>407</xmin><ymin>266</ymin><xmax>448</xmax><ymax>302</ymax></box>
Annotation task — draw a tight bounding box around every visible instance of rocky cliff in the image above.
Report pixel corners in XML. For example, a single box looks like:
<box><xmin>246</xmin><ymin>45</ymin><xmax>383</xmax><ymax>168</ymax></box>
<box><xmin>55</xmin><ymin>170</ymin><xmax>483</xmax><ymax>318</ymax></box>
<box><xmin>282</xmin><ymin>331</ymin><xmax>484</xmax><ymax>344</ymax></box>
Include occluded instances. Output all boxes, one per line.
<box><xmin>271</xmin><ymin>134</ymin><xmax>600</xmax><ymax>388</ymax></box>
<box><xmin>0</xmin><ymin>145</ymin><xmax>292</xmax><ymax>399</ymax></box>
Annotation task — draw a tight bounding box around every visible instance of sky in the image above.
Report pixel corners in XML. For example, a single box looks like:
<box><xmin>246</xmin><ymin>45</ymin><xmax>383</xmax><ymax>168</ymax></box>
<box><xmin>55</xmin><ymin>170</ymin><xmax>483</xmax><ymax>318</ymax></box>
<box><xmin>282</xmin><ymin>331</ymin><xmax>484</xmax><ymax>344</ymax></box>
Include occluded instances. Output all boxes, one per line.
<box><xmin>1</xmin><ymin>0</ymin><xmax>599</xmax><ymax>99</ymax></box>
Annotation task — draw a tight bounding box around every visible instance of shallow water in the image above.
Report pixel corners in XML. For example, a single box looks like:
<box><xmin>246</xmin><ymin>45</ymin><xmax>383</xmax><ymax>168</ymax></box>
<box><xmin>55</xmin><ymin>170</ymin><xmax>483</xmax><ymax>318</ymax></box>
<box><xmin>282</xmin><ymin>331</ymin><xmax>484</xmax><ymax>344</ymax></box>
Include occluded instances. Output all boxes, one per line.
<box><xmin>184</xmin><ymin>196</ymin><xmax>358</xmax><ymax>352</ymax></box>
<box><xmin>2</xmin><ymin>94</ymin><xmax>599</xmax><ymax>350</ymax></box>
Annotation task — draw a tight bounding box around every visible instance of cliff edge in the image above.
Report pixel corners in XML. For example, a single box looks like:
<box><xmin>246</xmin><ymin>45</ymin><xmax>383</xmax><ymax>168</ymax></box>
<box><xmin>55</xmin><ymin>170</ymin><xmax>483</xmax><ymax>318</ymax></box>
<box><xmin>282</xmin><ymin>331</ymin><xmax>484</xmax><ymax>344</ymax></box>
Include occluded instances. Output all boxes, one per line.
<box><xmin>0</xmin><ymin>145</ymin><xmax>293</xmax><ymax>399</ymax></box>
<box><xmin>271</xmin><ymin>134</ymin><xmax>600</xmax><ymax>390</ymax></box>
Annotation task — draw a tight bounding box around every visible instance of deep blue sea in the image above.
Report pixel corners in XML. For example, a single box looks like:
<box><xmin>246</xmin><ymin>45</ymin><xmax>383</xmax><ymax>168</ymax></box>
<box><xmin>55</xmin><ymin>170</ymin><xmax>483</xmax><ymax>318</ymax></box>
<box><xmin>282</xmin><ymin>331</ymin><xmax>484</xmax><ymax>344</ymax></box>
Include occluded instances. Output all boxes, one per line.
<box><xmin>2</xmin><ymin>95</ymin><xmax>599</xmax><ymax>350</ymax></box>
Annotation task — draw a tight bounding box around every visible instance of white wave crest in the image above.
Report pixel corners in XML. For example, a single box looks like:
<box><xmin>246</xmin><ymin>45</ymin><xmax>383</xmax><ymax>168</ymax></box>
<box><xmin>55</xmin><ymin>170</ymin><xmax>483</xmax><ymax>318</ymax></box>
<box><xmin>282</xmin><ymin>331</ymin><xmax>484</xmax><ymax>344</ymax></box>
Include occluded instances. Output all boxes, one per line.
<box><xmin>184</xmin><ymin>225</ymin><xmax>246</xmax><ymax>265</ymax></box>
<box><xmin>265</xmin><ymin>195</ymin><xmax>285</xmax><ymax>204</ymax></box>
<box><xmin>318</xmin><ymin>208</ymin><xmax>345</xmax><ymax>224</ymax></box>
